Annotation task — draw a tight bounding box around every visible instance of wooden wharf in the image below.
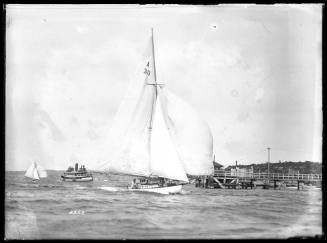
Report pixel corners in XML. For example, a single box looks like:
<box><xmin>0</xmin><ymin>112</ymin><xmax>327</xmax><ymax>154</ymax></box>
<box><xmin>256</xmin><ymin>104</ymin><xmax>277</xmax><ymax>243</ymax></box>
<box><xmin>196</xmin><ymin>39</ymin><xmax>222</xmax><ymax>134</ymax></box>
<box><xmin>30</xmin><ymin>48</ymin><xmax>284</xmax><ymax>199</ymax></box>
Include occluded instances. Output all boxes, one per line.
<box><xmin>194</xmin><ymin>170</ymin><xmax>322</xmax><ymax>190</ymax></box>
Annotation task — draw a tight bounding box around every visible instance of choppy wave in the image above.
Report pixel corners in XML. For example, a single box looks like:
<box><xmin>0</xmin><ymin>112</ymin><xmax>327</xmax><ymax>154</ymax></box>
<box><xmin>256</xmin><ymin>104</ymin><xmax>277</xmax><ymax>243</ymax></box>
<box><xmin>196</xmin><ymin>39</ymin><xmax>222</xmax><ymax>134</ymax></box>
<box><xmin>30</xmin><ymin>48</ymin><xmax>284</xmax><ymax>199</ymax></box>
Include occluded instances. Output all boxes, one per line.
<box><xmin>5</xmin><ymin>171</ymin><xmax>322</xmax><ymax>239</ymax></box>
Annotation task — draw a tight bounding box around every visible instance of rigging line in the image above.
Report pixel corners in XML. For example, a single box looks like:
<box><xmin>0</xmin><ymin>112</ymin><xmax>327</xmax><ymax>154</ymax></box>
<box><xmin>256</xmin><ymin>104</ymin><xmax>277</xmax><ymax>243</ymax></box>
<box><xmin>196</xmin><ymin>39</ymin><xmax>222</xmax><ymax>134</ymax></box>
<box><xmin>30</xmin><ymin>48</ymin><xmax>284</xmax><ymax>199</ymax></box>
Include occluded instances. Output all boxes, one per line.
<box><xmin>96</xmin><ymin>161</ymin><xmax>111</xmax><ymax>170</ymax></box>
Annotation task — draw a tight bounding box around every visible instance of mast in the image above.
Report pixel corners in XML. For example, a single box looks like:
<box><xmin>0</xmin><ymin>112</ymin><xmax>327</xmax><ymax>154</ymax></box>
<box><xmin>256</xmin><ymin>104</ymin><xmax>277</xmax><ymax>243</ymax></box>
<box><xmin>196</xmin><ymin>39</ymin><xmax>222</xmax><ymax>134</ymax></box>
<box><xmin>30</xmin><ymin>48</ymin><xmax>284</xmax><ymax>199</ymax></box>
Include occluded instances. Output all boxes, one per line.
<box><xmin>267</xmin><ymin>147</ymin><xmax>271</xmax><ymax>180</ymax></box>
<box><xmin>148</xmin><ymin>28</ymin><xmax>158</xmax><ymax>177</ymax></box>
<box><xmin>148</xmin><ymin>28</ymin><xmax>158</xmax><ymax>131</ymax></box>
<box><xmin>151</xmin><ymin>28</ymin><xmax>157</xmax><ymax>83</ymax></box>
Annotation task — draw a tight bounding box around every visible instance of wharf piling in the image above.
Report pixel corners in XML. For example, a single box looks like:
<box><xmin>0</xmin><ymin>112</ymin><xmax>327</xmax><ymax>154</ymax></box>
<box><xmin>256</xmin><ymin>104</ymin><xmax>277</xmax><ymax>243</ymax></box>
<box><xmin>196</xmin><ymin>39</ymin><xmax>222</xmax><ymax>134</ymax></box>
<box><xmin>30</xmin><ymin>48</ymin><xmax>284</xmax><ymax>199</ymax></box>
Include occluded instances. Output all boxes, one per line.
<box><xmin>194</xmin><ymin>170</ymin><xmax>322</xmax><ymax>190</ymax></box>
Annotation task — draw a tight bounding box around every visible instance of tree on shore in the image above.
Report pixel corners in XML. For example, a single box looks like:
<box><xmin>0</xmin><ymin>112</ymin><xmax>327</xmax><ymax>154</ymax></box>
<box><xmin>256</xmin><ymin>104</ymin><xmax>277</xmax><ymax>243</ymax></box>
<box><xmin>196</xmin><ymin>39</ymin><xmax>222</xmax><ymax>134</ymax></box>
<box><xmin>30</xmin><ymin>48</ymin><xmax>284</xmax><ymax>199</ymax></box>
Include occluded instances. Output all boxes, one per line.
<box><xmin>225</xmin><ymin>161</ymin><xmax>321</xmax><ymax>174</ymax></box>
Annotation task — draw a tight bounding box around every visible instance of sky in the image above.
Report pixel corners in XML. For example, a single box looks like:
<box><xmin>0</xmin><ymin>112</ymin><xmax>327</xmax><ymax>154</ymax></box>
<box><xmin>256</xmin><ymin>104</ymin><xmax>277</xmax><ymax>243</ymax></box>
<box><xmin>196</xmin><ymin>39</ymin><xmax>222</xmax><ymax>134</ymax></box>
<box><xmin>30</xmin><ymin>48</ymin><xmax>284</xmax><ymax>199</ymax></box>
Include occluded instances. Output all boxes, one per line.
<box><xmin>6</xmin><ymin>4</ymin><xmax>322</xmax><ymax>171</ymax></box>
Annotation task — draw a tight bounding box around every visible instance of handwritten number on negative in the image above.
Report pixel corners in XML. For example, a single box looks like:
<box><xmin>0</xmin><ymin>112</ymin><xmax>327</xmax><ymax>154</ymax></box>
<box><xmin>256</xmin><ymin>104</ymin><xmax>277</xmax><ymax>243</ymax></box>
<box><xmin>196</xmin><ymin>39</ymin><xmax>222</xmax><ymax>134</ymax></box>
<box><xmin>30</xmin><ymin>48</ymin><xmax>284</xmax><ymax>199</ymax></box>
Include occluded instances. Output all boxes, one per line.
<box><xmin>69</xmin><ymin>210</ymin><xmax>85</xmax><ymax>215</ymax></box>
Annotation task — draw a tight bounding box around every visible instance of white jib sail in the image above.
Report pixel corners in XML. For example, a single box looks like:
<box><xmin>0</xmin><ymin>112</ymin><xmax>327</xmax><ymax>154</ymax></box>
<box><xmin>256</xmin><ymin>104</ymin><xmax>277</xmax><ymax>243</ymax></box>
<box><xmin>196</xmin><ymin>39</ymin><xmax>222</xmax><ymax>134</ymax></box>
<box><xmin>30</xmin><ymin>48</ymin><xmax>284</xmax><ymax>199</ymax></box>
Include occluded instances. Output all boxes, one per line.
<box><xmin>150</xmin><ymin>87</ymin><xmax>189</xmax><ymax>182</ymax></box>
<box><xmin>36</xmin><ymin>164</ymin><xmax>48</xmax><ymax>178</ymax></box>
<box><xmin>33</xmin><ymin>168</ymin><xmax>40</xmax><ymax>180</ymax></box>
<box><xmin>161</xmin><ymin>89</ymin><xmax>214</xmax><ymax>176</ymax></box>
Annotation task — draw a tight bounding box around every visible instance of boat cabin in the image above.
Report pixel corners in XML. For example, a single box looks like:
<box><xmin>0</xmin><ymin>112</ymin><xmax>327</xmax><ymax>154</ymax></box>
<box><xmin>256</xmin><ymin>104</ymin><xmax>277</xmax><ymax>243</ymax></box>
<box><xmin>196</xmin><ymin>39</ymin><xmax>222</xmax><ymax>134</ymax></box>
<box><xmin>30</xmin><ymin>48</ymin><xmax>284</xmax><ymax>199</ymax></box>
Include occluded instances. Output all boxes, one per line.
<box><xmin>65</xmin><ymin>163</ymin><xmax>88</xmax><ymax>173</ymax></box>
<box><xmin>61</xmin><ymin>163</ymin><xmax>93</xmax><ymax>182</ymax></box>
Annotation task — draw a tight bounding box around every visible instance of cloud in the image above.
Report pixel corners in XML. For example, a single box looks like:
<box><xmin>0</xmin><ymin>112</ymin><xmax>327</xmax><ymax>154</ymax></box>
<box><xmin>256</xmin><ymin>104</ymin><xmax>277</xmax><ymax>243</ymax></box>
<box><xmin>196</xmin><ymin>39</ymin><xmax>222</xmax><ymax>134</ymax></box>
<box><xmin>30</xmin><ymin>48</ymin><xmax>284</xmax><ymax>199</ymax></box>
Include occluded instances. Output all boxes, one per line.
<box><xmin>75</xmin><ymin>25</ymin><xmax>88</xmax><ymax>33</ymax></box>
<box><xmin>182</xmin><ymin>40</ymin><xmax>243</xmax><ymax>69</ymax></box>
<box><xmin>5</xmin><ymin>5</ymin><xmax>322</xmax><ymax>170</ymax></box>
<box><xmin>230</xmin><ymin>89</ymin><xmax>239</xmax><ymax>97</ymax></box>
<box><xmin>255</xmin><ymin>87</ymin><xmax>265</xmax><ymax>103</ymax></box>
<box><xmin>237</xmin><ymin>112</ymin><xmax>250</xmax><ymax>122</ymax></box>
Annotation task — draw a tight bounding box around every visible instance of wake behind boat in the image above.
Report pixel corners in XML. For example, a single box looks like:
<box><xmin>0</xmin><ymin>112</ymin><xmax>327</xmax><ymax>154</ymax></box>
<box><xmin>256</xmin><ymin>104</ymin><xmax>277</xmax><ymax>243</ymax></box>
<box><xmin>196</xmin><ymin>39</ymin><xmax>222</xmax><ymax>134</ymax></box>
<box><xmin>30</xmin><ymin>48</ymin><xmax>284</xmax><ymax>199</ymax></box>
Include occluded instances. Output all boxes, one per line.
<box><xmin>61</xmin><ymin>163</ymin><xmax>93</xmax><ymax>182</ymax></box>
<box><xmin>96</xmin><ymin>29</ymin><xmax>214</xmax><ymax>194</ymax></box>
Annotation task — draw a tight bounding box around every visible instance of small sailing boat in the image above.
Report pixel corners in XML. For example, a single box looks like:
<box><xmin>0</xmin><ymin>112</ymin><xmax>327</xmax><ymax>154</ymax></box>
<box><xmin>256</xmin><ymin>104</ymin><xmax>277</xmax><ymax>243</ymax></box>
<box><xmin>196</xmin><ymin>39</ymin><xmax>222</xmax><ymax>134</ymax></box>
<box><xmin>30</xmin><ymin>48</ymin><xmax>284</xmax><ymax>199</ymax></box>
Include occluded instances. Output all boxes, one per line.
<box><xmin>98</xmin><ymin>29</ymin><xmax>213</xmax><ymax>194</ymax></box>
<box><xmin>25</xmin><ymin>161</ymin><xmax>48</xmax><ymax>182</ymax></box>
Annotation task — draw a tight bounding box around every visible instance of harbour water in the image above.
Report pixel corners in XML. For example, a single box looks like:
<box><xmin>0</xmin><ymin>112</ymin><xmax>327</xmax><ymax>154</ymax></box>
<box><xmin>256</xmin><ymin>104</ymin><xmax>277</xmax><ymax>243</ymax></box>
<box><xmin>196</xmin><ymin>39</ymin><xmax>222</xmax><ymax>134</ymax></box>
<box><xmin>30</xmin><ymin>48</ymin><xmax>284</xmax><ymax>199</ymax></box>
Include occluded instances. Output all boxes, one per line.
<box><xmin>5</xmin><ymin>171</ymin><xmax>322</xmax><ymax>239</ymax></box>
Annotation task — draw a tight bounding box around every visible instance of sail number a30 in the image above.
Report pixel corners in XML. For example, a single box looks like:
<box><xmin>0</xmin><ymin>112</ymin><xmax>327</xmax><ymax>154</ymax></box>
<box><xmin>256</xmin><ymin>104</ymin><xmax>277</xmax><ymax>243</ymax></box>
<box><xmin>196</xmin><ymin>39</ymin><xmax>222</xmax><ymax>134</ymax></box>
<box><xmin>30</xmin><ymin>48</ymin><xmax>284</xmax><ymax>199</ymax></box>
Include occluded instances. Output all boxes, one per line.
<box><xmin>144</xmin><ymin>68</ymin><xmax>151</xmax><ymax>76</ymax></box>
<box><xmin>144</xmin><ymin>61</ymin><xmax>151</xmax><ymax>76</ymax></box>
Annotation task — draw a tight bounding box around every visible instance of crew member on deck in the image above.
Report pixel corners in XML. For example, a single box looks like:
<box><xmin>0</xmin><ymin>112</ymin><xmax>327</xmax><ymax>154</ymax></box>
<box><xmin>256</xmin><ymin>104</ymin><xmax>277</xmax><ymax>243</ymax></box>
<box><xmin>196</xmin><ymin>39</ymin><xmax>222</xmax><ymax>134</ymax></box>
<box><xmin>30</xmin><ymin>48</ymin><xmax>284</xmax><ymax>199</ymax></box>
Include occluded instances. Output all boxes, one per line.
<box><xmin>131</xmin><ymin>179</ymin><xmax>137</xmax><ymax>189</ymax></box>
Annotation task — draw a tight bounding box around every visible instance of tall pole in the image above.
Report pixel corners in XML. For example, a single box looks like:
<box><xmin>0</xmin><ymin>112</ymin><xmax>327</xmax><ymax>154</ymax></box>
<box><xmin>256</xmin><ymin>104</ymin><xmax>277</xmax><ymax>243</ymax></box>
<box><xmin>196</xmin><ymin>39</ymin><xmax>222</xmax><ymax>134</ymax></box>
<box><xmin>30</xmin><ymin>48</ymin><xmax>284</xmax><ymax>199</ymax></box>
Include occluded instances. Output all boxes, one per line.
<box><xmin>148</xmin><ymin>28</ymin><xmax>158</xmax><ymax>131</ymax></box>
<box><xmin>148</xmin><ymin>28</ymin><xmax>158</xmax><ymax>156</ymax></box>
<box><xmin>267</xmin><ymin>147</ymin><xmax>271</xmax><ymax>181</ymax></box>
<box><xmin>151</xmin><ymin>28</ymin><xmax>157</xmax><ymax>83</ymax></box>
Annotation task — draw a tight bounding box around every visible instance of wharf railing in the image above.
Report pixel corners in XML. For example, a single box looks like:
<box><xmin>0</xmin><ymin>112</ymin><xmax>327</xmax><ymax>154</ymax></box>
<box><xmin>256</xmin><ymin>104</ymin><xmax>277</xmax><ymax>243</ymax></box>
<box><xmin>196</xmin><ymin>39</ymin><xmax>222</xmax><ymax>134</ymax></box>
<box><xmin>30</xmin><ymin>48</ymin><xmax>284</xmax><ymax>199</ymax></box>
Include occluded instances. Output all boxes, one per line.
<box><xmin>213</xmin><ymin>170</ymin><xmax>322</xmax><ymax>181</ymax></box>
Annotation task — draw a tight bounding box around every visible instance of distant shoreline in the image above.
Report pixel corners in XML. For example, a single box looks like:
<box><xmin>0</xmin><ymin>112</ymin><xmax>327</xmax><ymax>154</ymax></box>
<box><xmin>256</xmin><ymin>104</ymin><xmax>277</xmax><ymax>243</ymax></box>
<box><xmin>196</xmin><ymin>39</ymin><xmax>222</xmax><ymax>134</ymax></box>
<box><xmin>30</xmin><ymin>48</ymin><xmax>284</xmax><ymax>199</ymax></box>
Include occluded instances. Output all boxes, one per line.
<box><xmin>5</xmin><ymin>161</ymin><xmax>322</xmax><ymax>173</ymax></box>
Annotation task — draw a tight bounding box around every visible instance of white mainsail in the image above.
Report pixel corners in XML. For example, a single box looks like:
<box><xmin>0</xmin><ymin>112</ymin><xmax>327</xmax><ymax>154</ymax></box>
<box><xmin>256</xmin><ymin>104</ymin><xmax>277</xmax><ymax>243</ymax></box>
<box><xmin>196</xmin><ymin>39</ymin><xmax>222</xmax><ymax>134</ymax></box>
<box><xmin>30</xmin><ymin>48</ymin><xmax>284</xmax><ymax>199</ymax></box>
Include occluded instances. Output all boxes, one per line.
<box><xmin>103</xmin><ymin>37</ymin><xmax>156</xmax><ymax>176</ymax></box>
<box><xmin>100</xmin><ymin>30</ymin><xmax>212</xmax><ymax>181</ymax></box>
<box><xmin>24</xmin><ymin>162</ymin><xmax>47</xmax><ymax>180</ymax></box>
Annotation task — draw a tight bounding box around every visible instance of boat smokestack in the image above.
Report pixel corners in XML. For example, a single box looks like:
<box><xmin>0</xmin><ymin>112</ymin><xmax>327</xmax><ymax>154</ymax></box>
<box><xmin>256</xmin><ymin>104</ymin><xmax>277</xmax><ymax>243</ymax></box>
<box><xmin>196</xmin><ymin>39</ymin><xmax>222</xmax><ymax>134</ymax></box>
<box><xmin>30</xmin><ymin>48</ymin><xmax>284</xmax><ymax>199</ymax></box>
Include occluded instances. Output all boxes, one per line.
<box><xmin>75</xmin><ymin>163</ymin><xmax>78</xmax><ymax>172</ymax></box>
